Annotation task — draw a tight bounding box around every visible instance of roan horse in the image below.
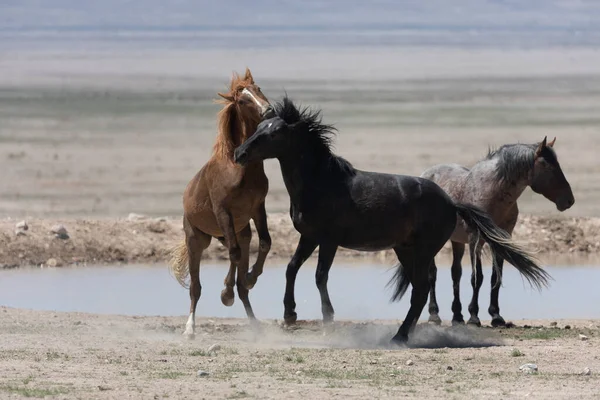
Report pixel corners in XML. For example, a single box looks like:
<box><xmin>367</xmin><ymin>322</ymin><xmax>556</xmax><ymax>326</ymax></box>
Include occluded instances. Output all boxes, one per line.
<box><xmin>169</xmin><ymin>69</ymin><xmax>273</xmax><ymax>338</ymax></box>
<box><xmin>233</xmin><ymin>96</ymin><xmax>550</xmax><ymax>344</ymax></box>
<box><xmin>422</xmin><ymin>138</ymin><xmax>574</xmax><ymax>327</ymax></box>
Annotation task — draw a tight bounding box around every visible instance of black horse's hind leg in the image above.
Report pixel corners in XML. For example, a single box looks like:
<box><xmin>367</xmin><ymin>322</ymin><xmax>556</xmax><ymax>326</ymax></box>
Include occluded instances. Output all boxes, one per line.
<box><xmin>450</xmin><ymin>241</ymin><xmax>466</xmax><ymax>325</ymax></box>
<box><xmin>467</xmin><ymin>242</ymin><xmax>484</xmax><ymax>327</ymax></box>
<box><xmin>391</xmin><ymin>248</ymin><xmax>431</xmax><ymax>344</ymax></box>
<box><xmin>315</xmin><ymin>242</ymin><xmax>338</xmax><ymax>324</ymax></box>
<box><xmin>283</xmin><ymin>235</ymin><xmax>318</xmax><ymax>325</ymax></box>
<box><xmin>427</xmin><ymin>260</ymin><xmax>442</xmax><ymax>325</ymax></box>
<box><xmin>488</xmin><ymin>252</ymin><xmax>506</xmax><ymax>327</ymax></box>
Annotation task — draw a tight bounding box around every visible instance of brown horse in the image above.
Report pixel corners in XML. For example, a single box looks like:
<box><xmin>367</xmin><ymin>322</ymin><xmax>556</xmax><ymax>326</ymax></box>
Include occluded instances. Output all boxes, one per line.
<box><xmin>169</xmin><ymin>68</ymin><xmax>272</xmax><ymax>338</ymax></box>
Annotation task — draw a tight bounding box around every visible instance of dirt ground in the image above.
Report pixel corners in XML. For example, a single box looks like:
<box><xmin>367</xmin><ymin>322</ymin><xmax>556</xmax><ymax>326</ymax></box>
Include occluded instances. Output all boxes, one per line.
<box><xmin>1</xmin><ymin>213</ymin><xmax>600</xmax><ymax>268</ymax></box>
<box><xmin>0</xmin><ymin>306</ymin><xmax>598</xmax><ymax>399</ymax></box>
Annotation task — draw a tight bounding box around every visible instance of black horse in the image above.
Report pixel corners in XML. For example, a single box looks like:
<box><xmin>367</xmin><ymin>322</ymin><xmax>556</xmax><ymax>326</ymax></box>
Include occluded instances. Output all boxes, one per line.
<box><xmin>234</xmin><ymin>96</ymin><xmax>550</xmax><ymax>344</ymax></box>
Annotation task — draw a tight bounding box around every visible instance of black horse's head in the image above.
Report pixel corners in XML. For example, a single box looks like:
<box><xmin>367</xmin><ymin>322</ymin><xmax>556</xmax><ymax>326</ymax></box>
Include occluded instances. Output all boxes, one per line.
<box><xmin>234</xmin><ymin>96</ymin><xmax>336</xmax><ymax>166</ymax></box>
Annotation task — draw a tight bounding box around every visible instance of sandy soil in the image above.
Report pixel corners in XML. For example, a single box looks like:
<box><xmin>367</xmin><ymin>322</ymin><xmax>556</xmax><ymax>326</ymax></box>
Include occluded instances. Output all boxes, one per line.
<box><xmin>0</xmin><ymin>306</ymin><xmax>598</xmax><ymax>399</ymax></box>
<box><xmin>2</xmin><ymin>213</ymin><xmax>600</xmax><ymax>269</ymax></box>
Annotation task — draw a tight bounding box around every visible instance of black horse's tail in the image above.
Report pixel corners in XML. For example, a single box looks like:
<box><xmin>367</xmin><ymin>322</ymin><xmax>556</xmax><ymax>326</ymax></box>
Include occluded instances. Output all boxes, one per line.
<box><xmin>387</xmin><ymin>202</ymin><xmax>550</xmax><ymax>303</ymax></box>
<box><xmin>388</xmin><ymin>261</ymin><xmax>411</xmax><ymax>302</ymax></box>
<box><xmin>455</xmin><ymin>203</ymin><xmax>551</xmax><ymax>290</ymax></box>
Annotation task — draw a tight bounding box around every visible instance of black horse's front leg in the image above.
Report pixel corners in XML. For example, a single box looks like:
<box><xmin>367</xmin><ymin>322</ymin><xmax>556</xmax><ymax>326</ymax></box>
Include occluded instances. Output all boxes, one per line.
<box><xmin>283</xmin><ymin>235</ymin><xmax>318</xmax><ymax>325</ymax></box>
<box><xmin>315</xmin><ymin>242</ymin><xmax>338</xmax><ymax>324</ymax></box>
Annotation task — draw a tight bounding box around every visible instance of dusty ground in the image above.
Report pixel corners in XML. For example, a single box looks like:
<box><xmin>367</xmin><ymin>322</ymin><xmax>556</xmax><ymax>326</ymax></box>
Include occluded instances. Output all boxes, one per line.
<box><xmin>0</xmin><ymin>306</ymin><xmax>598</xmax><ymax>399</ymax></box>
<box><xmin>2</xmin><ymin>213</ymin><xmax>600</xmax><ymax>268</ymax></box>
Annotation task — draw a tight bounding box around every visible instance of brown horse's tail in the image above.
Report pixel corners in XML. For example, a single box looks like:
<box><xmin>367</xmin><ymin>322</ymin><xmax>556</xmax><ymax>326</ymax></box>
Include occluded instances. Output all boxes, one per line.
<box><xmin>169</xmin><ymin>240</ymin><xmax>190</xmax><ymax>289</ymax></box>
<box><xmin>454</xmin><ymin>203</ymin><xmax>551</xmax><ymax>290</ymax></box>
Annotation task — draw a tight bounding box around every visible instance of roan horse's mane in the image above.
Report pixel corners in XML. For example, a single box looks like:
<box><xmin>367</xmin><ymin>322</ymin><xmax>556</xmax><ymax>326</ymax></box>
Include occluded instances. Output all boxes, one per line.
<box><xmin>212</xmin><ymin>70</ymin><xmax>262</xmax><ymax>160</ymax></box>
<box><xmin>272</xmin><ymin>96</ymin><xmax>356</xmax><ymax>176</ymax></box>
<box><xmin>485</xmin><ymin>142</ymin><xmax>558</xmax><ymax>182</ymax></box>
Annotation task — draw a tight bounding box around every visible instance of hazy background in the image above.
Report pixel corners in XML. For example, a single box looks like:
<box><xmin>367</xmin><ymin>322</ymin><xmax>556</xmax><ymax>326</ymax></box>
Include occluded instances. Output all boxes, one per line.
<box><xmin>1</xmin><ymin>1</ymin><xmax>600</xmax><ymax>217</ymax></box>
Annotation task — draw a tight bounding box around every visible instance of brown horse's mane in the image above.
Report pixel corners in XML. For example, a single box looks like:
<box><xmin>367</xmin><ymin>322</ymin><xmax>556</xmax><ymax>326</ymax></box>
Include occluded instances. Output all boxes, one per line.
<box><xmin>212</xmin><ymin>69</ymin><xmax>262</xmax><ymax>160</ymax></box>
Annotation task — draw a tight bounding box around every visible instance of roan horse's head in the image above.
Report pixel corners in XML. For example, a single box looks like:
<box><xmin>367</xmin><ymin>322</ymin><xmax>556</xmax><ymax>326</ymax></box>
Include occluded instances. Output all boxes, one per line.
<box><xmin>213</xmin><ymin>68</ymin><xmax>273</xmax><ymax>160</ymax></box>
<box><xmin>529</xmin><ymin>136</ymin><xmax>575</xmax><ymax>211</ymax></box>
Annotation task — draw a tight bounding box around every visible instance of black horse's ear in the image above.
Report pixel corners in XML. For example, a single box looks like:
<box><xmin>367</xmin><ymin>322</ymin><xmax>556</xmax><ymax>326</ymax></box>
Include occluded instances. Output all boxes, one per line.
<box><xmin>548</xmin><ymin>137</ymin><xmax>556</xmax><ymax>147</ymax></box>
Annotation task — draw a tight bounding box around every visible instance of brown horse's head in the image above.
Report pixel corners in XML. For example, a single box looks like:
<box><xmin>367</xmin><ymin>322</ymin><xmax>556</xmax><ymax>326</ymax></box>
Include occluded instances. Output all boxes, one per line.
<box><xmin>213</xmin><ymin>68</ymin><xmax>271</xmax><ymax>160</ymax></box>
<box><xmin>529</xmin><ymin>136</ymin><xmax>575</xmax><ymax>211</ymax></box>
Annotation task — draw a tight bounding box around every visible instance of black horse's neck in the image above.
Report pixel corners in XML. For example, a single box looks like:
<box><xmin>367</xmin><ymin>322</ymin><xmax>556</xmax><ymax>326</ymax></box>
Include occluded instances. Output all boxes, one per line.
<box><xmin>277</xmin><ymin>139</ymin><xmax>354</xmax><ymax>209</ymax></box>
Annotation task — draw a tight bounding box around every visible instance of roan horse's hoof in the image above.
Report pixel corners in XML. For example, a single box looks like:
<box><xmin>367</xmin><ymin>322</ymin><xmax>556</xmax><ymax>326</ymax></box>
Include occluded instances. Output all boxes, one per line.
<box><xmin>220</xmin><ymin>289</ymin><xmax>235</xmax><ymax>307</ymax></box>
<box><xmin>428</xmin><ymin>314</ymin><xmax>442</xmax><ymax>325</ymax></box>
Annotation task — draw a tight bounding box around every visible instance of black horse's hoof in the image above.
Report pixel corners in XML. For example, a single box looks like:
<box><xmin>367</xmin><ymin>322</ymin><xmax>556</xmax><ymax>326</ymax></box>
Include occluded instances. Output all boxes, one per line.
<box><xmin>283</xmin><ymin>312</ymin><xmax>298</xmax><ymax>326</ymax></box>
<box><xmin>491</xmin><ymin>316</ymin><xmax>507</xmax><ymax>328</ymax></box>
<box><xmin>451</xmin><ymin>318</ymin><xmax>466</xmax><ymax>326</ymax></box>
<box><xmin>390</xmin><ymin>335</ymin><xmax>408</xmax><ymax>347</ymax></box>
<box><xmin>428</xmin><ymin>314</ymin><xmax>442</xmax><ymax>325</ymax></box>
<box><xmin>467</xmin><ymin>317</ymin><xmax>482</xmax><ymax>327</ymax></box>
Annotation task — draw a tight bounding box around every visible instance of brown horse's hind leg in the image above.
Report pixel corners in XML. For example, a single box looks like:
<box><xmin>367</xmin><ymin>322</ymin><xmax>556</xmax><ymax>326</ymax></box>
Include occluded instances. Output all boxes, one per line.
<box><xmin>467</xmin><ymin>240</ymin><xmax>484</xmax><ymax>327</ymax></box>
<box><xmin>220</xmin><ymin>254</ymin><xmax>236</xmax><ymax>306</ymax></box>
<box><xmin>235</xmin><ymin>224</ymin><xmax>257</xmax><ymax>321</ymax></box>
<box><xmin>246</xmin><ymin>202</ymin><xmax>271</xmax><ymax>290</ymax></box>
<box><xmin>183</xmin><ymin>218</ymin><xmax>212</xmax><ymax>339</ymax></box>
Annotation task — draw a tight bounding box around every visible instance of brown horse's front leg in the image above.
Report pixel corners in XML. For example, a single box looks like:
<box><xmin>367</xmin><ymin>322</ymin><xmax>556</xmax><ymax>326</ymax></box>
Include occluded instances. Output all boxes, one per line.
<box><xmin>246</xmin><ymin>202</ymin><xmax>271</xmax><ymax>289</ymax></box>
<box><xmin>215</xmin><ymin>208</ymin><xmax>241</xmax><ymax>306</ymax></box>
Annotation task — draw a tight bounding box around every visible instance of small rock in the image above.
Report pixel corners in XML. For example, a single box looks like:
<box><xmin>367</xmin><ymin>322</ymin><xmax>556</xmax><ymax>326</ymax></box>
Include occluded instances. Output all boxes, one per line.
<box><xmin>46</xmin><ymin>258</ymin><xmax>59</xmax><ymax>267</ymax></box>
<box><xmin>15</xmin><ymin>229</ymin><xmax>27</xmax><ymax>237</ymax></box>
<box><xmin>295</xmin><ymin>370</ymin><xmax>302</xmax><ymax>375</ymax></box>
<box><xmin>15</xmin><ymin>220</ymin><xmax>28</xmax><ymax>231</ymax></box>
<box><xmin>550</xmin><ymin>321</ymin><xmax>557</xmax><ymax>327</ymax></box>
<box><xmin>128</xmin><ymin>213</ymin><xmax>147</xmax><ymax>221</ymax></box>
<box><xmin>207</xmin><ymin>344</ymin><xmax>221</xmax><ymax>354</ymax></box>
<box><xmin>519</xmin><ymin>363</ymin><xmax>538</xmax><ymax>374</ymax></box>
<box><xmin>98</xmin><ymin>385</ymin><xmax>111</xmax><ymax>391</ymax></box>
<box><xmin>581</xmin><ymin>367</ymin><xmax>591</xmax><ymax>376</ymax></box>
<box><xmin>391</xmin><ymin>361</ymin><xmax>397</xmax><ymax>366</ymax></box>
<box><xmin>579</xmin><ymin>334</ymin><xmax>589</xmax><ymax>341</ymax></box>
<box><xmin>154</xmin><ymin>217</ymin><xmax>168</xmax><ymax>222</ymax></box>
<box><xmin>446</xmin><ymin>366</ymin><xmax>453</xmax><ymax>371</ymax></box>
<box><xmin>196</xmin><ymin>370</ymin><xmax>209</xmax><ymax>377</ymax></box>
<box><xmin>564</xmin><ymin>325</ymin><xmax>571</xmax><ymax>330</ymax></box>
<box><xmin>50</xmin><ymin>224</ymin><xmax>69</xmax><ymax>239</ymax></box>
<box><xmin>369</xmin><ymin>360</ymin><xmax>378</xmax><ymax>365</ymax></box>
<box><xmin>406</xmin><ymin>360</ymin><xmax>414</xmax><ymax>366</ymax></box>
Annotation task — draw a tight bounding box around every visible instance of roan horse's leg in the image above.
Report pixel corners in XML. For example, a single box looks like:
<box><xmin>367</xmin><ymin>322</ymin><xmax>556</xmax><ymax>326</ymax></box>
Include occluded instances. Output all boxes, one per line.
<box><xmin>235</xmin><ymin>224</ymin><xmax>257</xmax><ymax>321</ymax></box>
<box><xmin>283</xmin><ymin>235</ymin><xmax>318</xmax><ymax>325</ymax></box>
<box><xmin>427</xmin><ymin>260</ymin><xmax>442</xmax><ymax>325</ymax></box>
<box><xmin>467</xmin><ymin>239</ymin><xmax>484</xmax><ymax>327</ymax></box>
<box><xmin>183</xmin><ymin>220</ymin><xmax>212</xmax><ymax>339</ymax></box>
<box><xmin>246</xmin><ymin>202</ymin><xmax>271</xmax><ymax>290</ymax></box>
<box><xmin>488</xmin><ymin>253</ymin><xmax>506</xmax><ymax>327</ymax></box>
<box><xmin>450</xmin><ymin>242</ymin><xmax>466</xmax><ymax>325</ymax></box>
<box><xmin>315</xmin><ymin>242</ymin><xmax>338</xmax><ymax>324</ymax></box>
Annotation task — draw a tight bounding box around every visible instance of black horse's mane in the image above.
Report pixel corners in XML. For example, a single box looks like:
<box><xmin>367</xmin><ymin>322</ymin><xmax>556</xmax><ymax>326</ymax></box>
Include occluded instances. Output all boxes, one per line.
<box><xmin>485</xmin><ymin>142</ymin><xmax>558</xmax><ymax>182</ymax></box>
<box><xmin>272</xmin><ymin>96</ymin><xmax>356</xmax><ymax>176</ymax></box>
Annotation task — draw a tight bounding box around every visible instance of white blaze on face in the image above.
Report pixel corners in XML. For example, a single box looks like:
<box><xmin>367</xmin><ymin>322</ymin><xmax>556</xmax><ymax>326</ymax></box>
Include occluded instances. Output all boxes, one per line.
<box><xmin>242</xmin><ymin>88</ymin><xmax>269</xmax><ymax>114</ymax></box>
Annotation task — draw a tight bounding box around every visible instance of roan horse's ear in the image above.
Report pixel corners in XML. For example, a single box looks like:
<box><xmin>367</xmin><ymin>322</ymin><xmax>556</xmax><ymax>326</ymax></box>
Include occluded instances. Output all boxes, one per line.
<box><xmin>548</xmin><ymin>137</ymin><xmax>556</xmax><ymax>147</ymax></box>
<box><xmin>244</xmin><ymin>67</ymin><xmax>254</xmax><ymax>83</ymax></box>
<box><xmin>535</xmin><ymin>136</ymin><xmax>548</xmax><ymax>158</ymax></box>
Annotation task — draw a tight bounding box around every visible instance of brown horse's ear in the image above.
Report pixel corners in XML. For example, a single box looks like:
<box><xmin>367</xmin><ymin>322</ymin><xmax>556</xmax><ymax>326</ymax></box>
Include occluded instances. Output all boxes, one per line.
<box><xmin>535</xmin><ymin>136</ymin><xmax>547</xmax><ymax>158</ymax></box>
<box><xmin>244</xmin><ymin>67</ymin><xmax>254</xmax><ymax>83</ymax></box>
<box><xmin>548</xmin><ymin>137</ymin><xmax>556</xmax><ymax>147</ymax></box>
<box><xmin>217</xmin><ymin>92</ymin><xmax>234</xmax><ymax>101</ymax></box>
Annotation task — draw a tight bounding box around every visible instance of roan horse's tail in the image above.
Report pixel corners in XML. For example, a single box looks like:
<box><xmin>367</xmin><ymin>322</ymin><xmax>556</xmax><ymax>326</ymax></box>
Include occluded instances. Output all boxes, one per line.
<box><xmin>168</xmin><ymin>240</ymin><xmax>190</xmax><ymax>289</ymax></box>
<box><xmin>388</xmin><ymin>202</ymin><xmax>550</xmax><ymax>302</ymax></box>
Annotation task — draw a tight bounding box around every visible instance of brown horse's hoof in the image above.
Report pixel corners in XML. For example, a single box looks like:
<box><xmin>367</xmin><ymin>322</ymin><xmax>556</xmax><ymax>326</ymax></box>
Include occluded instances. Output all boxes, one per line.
<box><xmin>220</xmin><ymin>288</ymin><xmax>235</xmax><ymax>307</ymax></box>
<box><xmin>245</xmin><ymin>273</ymin><xmax>257</xmax><ymax>290</ymax></box>
<box><xmin>491</xmin><ymin>316</ymin><xmax>507</xmax><ymax>328</ymax></box>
